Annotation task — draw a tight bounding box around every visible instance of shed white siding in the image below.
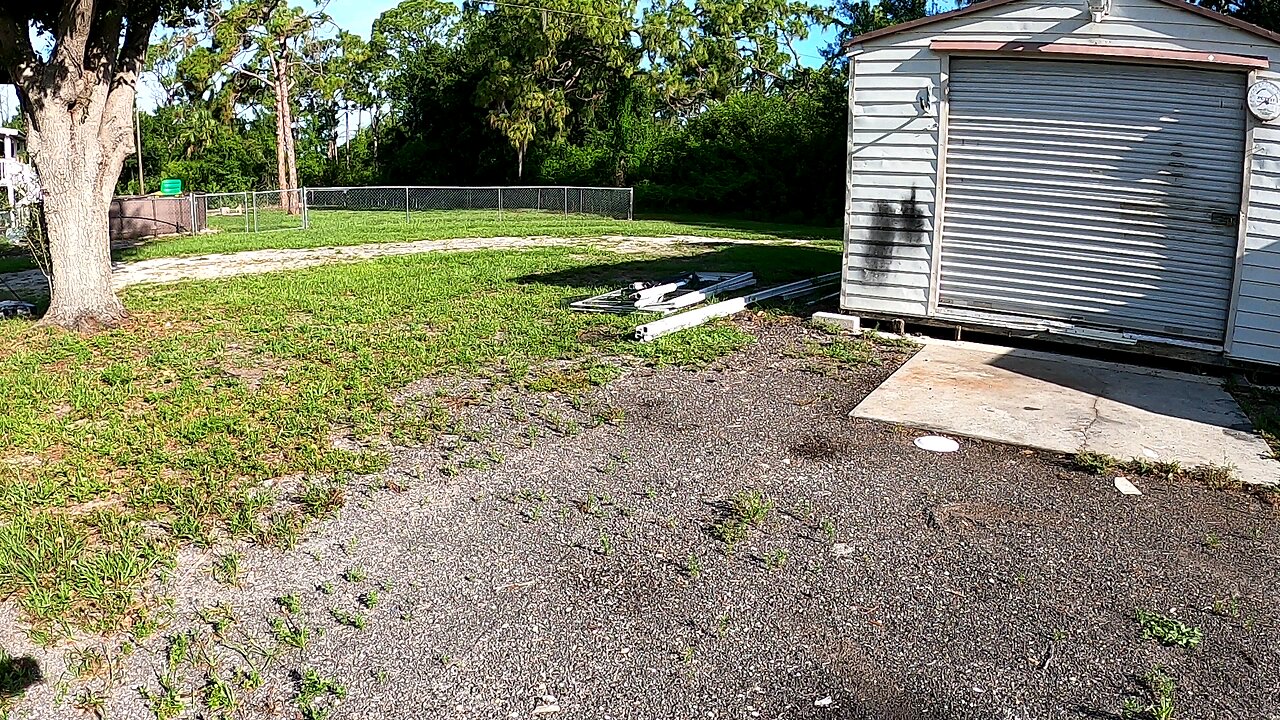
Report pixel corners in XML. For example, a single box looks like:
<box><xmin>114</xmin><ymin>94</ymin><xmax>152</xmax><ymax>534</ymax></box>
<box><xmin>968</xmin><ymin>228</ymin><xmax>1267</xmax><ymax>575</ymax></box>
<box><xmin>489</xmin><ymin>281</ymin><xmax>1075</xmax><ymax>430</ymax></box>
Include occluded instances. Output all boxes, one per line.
<box><xmin>842</xmin><ymin>0</ymin><xmax>1280</xmax><ymax>365</ymax></box>
<box><xmin>1239</xmin><ymin>123</ymin><xmax>1280</xmax><ymax>363</ymax></box>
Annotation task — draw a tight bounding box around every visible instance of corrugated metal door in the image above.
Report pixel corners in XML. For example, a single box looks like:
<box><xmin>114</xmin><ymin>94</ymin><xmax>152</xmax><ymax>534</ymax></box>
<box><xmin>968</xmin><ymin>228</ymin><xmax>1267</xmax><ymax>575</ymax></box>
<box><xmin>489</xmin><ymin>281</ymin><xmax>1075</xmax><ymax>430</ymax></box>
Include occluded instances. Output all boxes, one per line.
<box><xmin>939</xmin><ymin>58</ymin><xmax>1246</xmax><ymax>342</ymax></box>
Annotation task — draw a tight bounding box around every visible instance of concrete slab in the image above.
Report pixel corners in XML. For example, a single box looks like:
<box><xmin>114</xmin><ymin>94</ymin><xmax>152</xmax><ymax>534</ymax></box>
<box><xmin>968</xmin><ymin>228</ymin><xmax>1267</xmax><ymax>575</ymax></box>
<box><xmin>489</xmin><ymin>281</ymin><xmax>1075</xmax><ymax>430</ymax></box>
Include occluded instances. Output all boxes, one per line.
<box><xmin>852</xmin><ymin>341</ymin><xmax>1279</xmax><ymax>485</ymax></box>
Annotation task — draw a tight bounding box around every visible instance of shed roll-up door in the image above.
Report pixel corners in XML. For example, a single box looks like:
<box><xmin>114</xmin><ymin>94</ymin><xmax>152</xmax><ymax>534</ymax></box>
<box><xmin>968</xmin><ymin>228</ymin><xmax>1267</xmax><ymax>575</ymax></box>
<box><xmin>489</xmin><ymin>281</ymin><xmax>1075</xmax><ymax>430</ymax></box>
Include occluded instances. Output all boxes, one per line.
<box><xmin>938</xmin><ymin>58</ymin><xmax>1246</xmax><ymax>343</ymax></box>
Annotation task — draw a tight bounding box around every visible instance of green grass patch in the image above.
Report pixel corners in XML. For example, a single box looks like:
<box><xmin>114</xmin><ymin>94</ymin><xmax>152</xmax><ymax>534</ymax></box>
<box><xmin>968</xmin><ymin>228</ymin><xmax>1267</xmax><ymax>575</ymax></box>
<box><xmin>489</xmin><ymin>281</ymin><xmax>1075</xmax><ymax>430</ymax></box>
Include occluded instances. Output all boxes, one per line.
<box><xmin>1123</xmin><ymin>669</ymin><xmax>1177</xmax><ymax>720</ymax></box>
<box><xmin>1071</xmin><ymin>451</ymin><xmax>1247</xmax><ymax>493</ymax></box>
<box><xmin>711</xmin><ymin>490</ymin><xmax>774</xmax><ymax>552</ymax></box>
<box><xmin>117</xmin><ymin>209</ymin><xmax>839</xmax><ymax>263</ymax></box>
<box><xmin>0</xmin><ymin>253</ymin><xmax>35</xmax><ymax>275</ymax></box>
<box><xmin>0</xmin><ymin>240</ymin><xmax>837</xmax><ymax>638</ymax></box>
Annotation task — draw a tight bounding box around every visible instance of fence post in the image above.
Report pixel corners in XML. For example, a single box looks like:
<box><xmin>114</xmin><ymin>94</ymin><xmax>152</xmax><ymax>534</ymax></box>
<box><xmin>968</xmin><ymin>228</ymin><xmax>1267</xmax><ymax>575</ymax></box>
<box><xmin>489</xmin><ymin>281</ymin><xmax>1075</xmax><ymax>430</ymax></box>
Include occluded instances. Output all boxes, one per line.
<box><xmin>244</xmin><ymin>191</ymin><xmax>249</xmax><ymax>233</ymax></box>
<box><xmin>302</xmin><ymin>188</ymin><xmax>309</xmax><ymax>230</ymax></box>
<box><xmin>498</xmin><ymin>186</ymin><xmax>503</xmax><ymax>221</ymax></box>
<box><xmin>188</xmin><ymin>193</ymin><xmax>196</xmax><ymax>235</ymax></box>
<box><xmin>628</xmin><ymin>187</ymin><xmax>634</xmax><ymax>221</ymax></box>
<box><xmin>563</xmin><ymin>187</ymin><xmax>568</xmax><ymax>215</ymax></box>
<box><xmin>405</xmin><ymin>186</ymin><xmax>410</xmax><ymax>223</ymax></box>
<box><xmin>253</xmin><ymin>191</ymin><xmax>259</xmax><ymax>233</ymax></box>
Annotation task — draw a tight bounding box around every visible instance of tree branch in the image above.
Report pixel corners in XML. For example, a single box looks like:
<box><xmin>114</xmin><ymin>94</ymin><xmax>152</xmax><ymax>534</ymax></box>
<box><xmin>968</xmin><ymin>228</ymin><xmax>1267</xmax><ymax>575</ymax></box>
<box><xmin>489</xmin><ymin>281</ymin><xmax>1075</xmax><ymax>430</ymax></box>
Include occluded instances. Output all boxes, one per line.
<box><xmin>0</xmin><ymin>7</ymin><xmax>41</xmax><ymax>92</ymax></box>
<box><xmin>227</xmin><ymin>62</ymin><xmax>272</xmax><ymax>85</ymax></box>
<box><xmin>100</xmin><ymin>9</ymin><xmax>163</xmax><ymax>166</ymax></box>
<box><xmin>49</xmin><ymin>0</ymin><xmax>97</xmax><ymax>91</ymax></box>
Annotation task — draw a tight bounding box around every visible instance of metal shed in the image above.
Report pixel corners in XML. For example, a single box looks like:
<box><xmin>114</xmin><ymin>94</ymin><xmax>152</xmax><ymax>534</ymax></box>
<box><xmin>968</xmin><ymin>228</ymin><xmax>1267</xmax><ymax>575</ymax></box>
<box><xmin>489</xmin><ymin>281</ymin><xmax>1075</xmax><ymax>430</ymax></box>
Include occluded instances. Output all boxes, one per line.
<box><xmin>839</xmin><ymin>0</ymin><xmax>1280</xmax><ymax>366</ymax></box>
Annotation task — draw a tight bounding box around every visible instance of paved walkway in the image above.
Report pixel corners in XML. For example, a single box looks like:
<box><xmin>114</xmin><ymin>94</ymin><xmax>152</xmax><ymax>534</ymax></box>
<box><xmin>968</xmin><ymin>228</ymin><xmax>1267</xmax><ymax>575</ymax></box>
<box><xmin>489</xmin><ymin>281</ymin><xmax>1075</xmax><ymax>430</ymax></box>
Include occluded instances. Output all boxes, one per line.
<box><xmin>0</xmin><ymin>235</ymin><xmax>812</xmax><ymax>298</ymax></box>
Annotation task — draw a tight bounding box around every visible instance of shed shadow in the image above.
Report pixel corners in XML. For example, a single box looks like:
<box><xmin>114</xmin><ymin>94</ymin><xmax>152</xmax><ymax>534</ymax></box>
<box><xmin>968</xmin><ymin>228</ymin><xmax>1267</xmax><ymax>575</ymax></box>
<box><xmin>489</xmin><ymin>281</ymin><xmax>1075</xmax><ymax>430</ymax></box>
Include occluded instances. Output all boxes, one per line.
<box><xmin>984</xmin><ymin>348</ymin><xmax>1253</xmax><ymax>430</ymax></box>
<box><xmin>513</xmin><ymin>242</ymin><xmax>843</xmax><ymax>302</ymax></box>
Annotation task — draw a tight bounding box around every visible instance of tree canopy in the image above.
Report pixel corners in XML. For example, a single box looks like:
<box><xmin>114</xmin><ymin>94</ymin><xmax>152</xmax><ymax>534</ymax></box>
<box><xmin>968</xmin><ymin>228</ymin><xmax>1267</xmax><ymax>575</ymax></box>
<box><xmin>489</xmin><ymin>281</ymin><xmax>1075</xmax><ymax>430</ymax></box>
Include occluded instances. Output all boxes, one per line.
<box><xmin>79</xmin><ymin>0</ymin><xmax>1280</xmax><ymax>224</ymax></box>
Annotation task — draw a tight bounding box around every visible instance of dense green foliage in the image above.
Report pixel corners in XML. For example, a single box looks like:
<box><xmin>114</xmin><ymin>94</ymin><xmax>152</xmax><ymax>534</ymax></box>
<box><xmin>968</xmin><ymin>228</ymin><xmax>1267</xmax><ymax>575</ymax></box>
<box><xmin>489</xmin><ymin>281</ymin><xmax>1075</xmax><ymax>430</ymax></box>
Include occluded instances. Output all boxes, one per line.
<box><xmin>116</xmin><ymin>0</ymin><xmax>1280</xmax><ymax>224</ymax></box>
<box><xmin>123</xmin><ymin>0</ymin><xmax>855</xmax><ymax>223</ymax></box>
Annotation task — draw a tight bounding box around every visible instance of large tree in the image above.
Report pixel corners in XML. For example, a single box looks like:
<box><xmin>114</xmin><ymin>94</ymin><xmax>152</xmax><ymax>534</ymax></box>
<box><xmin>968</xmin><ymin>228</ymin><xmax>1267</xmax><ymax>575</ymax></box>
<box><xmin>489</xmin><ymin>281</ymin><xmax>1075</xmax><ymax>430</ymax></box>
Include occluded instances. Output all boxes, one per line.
<box><xmin>826</xmin><ymin>0</ymin><xmax>931</xmax><ymax>54</ymax></box>
<box><xmin>466</xmin><ymin>0</ymin><xmax>637</xmax><ymax>178</ymax></box>
<box><xmin>1195</xmin><ymin>0</ymin><xmax>1280</xmax><ymax>32</ymax></box>
<box><xmin>640</xmin><ymin>0</ymin><xmax>829</xmax><ymax>116</ymax></box>
<box><xmin>362</xmin><ymin>0</ymin><xmax>458</xmax><ymax>169</ymax></box>
<box><xmin>200</xmin><ymin>0</ymin><xmax>335</xmax><ymax>212</ymax></box>
<box><xmin>0</xmin><ymin>1</ymin><xmax>199</xmax><ymax>330</ymax></box>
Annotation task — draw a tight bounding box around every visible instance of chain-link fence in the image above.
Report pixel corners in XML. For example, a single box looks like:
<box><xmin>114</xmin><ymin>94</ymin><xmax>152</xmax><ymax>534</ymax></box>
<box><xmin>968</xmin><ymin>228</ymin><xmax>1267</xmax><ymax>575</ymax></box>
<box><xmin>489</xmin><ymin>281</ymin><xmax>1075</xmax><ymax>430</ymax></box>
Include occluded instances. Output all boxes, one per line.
<box><xmin>192</xmin><ymin>185</ymin><xmax>633</xmax><ymax>235</ymax></box>
<box><xmin>198</xmin><ymin>189</ymin><xmax>306</xmax><ymax>234</ymax></box>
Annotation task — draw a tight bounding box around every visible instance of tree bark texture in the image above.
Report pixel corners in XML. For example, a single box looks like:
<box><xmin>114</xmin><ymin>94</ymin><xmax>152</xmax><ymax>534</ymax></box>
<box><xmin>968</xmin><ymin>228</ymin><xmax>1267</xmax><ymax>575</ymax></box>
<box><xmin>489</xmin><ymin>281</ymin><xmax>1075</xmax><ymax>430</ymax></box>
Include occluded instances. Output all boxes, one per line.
<box><xmin>270</xmin><ymin>55</ymin><xmax>299</xmax><ymax>215</ymax></box>
<box><xmin>0</xmin><ymin>3</ymin><xmax>159</xmax><ymax>330</ymax></box>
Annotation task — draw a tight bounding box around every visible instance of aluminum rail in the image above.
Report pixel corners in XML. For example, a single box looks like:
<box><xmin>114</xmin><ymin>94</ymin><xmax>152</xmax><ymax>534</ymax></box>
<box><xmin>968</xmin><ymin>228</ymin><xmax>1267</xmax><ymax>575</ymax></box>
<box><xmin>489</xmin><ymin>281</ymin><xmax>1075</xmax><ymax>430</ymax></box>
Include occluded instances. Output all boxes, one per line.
<box><xmin>646</xmin><ymin>272</ymin><xmax>755</xmax><ymax>312</ymax></box>
<box><xmin>634</xmin><ymin>272</ymin><xmax>840</xmax><ymax>342</ymax></box>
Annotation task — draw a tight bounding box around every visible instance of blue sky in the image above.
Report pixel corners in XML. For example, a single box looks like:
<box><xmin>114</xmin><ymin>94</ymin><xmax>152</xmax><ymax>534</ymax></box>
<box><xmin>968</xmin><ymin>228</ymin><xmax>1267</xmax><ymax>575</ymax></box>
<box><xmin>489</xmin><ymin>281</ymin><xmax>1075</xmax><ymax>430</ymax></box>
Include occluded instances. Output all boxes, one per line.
<box><xmin>327</xmin><ymin>0</ymin><xmax>393</xmax><ymax>38</ymax></box>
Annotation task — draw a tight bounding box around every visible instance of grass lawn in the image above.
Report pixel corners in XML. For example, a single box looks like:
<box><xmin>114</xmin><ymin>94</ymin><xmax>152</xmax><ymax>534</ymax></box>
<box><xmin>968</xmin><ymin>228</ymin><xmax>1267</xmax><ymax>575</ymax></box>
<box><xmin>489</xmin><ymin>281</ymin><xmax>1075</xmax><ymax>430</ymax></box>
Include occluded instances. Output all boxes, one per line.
<box><xmin>0</xmin><ymin>240</ymin><xmax>839</xmax><ymax>641</ymax></box>
<box><xmin>0</xmin><ymin>254</ymin><xmax>33</xmax><ymax>275</ymax></box>
<box><xmin>0</xmin><ymin>209</ymin><xmax>839</xmax><ymax>276</ymax></box>
<box><xmin>127</xmin><ymin>209</ymin><xmax>840</xmax><ymax>261</ymax></box>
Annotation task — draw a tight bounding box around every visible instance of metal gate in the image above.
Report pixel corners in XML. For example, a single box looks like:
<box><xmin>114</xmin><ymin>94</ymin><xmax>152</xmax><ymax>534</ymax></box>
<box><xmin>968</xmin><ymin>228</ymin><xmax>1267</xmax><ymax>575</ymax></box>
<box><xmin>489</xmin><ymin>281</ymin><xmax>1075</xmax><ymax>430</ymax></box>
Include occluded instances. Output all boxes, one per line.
<box><xmin>938</xmin><ymin>58</ymin><xmax>1246</xmax><ymax>342</ymax></box>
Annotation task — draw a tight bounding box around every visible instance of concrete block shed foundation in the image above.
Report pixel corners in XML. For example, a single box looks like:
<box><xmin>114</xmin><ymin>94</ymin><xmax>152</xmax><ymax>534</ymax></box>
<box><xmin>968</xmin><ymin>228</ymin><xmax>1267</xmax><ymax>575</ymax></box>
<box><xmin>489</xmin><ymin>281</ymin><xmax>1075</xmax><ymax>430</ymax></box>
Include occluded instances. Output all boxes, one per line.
<box><xmin>852</xmin><ymin>341</ymin><xmax>1279</xmax><ymax>485</ymax></box>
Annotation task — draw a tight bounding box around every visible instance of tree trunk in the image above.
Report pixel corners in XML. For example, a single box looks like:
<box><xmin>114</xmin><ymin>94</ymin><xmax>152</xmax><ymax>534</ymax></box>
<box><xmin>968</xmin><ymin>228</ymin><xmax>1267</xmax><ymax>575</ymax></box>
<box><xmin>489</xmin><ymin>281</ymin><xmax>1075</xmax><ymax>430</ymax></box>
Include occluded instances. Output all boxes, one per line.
<box><xmin>24</xmin><ymin>99</ymin><xmax>130</xmax><ymax>330</ymax></box>
<box><xmin>270</xmin><ymin>64</ymin><xmax>300</xmax><ymax>216</ymax></box>
<box><xmin>0</xmin><ymin>1</ymin><xmax>157</xmax><ymax>331</ymax></box>
<box><xmin>37</xmin><ymin>150</ymin><xmax>123</xmax><ymax>329</ymax></box>
<box><xmin>273</xmin><ymin>73</ymin><xmax>290</xmax><ymax>205</ymax></box>
<box><xmin>282</xmin><ymin>79</ymin><xmax>298</xmax><ymax>212</ymax></box>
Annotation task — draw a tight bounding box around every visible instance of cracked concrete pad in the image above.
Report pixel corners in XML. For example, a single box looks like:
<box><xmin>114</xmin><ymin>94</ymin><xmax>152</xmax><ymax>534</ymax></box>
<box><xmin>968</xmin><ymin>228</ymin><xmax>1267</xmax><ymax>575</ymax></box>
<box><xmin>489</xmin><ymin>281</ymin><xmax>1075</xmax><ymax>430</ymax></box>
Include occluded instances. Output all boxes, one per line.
<box><xmin>852</xmin><ymin>341</ymin><xmax>1279</xmax><ymax>485</ymax></box>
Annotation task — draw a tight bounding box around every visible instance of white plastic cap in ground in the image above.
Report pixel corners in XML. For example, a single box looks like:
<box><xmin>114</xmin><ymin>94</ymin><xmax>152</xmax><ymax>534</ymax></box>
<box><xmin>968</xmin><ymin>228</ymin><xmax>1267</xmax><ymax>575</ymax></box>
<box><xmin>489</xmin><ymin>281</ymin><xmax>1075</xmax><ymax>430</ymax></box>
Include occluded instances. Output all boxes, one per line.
<box><xmin>914</xmin><ymin>435</ymin><xmax>960</xmax><ymax>453</ymax></box>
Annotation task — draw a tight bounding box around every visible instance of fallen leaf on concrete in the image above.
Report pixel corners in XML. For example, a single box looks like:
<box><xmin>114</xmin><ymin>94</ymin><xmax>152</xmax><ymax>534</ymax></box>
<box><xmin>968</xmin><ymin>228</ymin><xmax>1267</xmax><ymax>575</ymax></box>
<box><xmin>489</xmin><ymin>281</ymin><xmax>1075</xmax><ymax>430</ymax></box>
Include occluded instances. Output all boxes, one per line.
<box><xmin>814</xmin><ymin>696</ymin><xmax>834</xmax><ymax>707</ymax></box>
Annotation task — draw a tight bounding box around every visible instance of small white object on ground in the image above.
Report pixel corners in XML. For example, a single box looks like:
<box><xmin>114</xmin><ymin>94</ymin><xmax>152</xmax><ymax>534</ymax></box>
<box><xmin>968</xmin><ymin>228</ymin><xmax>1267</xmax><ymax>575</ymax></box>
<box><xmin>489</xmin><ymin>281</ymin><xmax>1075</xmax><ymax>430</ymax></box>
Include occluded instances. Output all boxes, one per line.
<box><xmin>1114</xmin><ymin>477</ymin><xmax>1142</xmax><ymax>496</ymax></box>
<box><xmin>831</xmin><ymin>543</ymin><xmax>855</xmax><ymax>557</ymax></box>
<box><xmin>814</xmin><ymin>696</ymin><xmax>835</xmax><ymax>708</ymax></box>
<box><xmin>914</xmin><ymin>435</ymin><xmax>960</xmax><ymax>453</ymax></box>
<box><xmin>533</xmin><ymin>699</ymin><xmax>561</xmax><ymax>715</ymax></box>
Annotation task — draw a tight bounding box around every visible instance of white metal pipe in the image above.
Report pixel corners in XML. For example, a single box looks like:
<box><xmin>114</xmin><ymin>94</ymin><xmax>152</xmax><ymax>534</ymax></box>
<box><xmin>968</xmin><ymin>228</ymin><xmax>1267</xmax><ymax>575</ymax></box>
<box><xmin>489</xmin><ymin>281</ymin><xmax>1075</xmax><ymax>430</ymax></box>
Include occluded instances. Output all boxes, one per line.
<box><xmin>632</xmin><ymin>280</ymin><xmax>689</xmax><ymax>304</ymax></box>
<box><xmin>634</xmin><ymin>273</ymin><xmax>839</xmax><ymax>342</ymax></box>
<box><xmin>659</xmin><ymin>274</ymin><xmax>756</xmax><ymax>311</ymax></box>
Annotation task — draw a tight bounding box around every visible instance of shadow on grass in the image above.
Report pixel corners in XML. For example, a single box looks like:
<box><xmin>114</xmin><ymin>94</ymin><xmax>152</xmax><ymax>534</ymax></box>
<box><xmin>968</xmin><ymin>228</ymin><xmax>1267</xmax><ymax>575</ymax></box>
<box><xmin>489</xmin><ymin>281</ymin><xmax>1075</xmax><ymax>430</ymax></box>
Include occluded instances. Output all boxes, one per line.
<box><xmin>514</xmin><ymin>242</ymin><xmax>843</xmax><ymax>297</ymax></box>
<box><xmin>0</xmin><ymin>652</ymin><xmax>42</xmax><ymax>699</ymax></box>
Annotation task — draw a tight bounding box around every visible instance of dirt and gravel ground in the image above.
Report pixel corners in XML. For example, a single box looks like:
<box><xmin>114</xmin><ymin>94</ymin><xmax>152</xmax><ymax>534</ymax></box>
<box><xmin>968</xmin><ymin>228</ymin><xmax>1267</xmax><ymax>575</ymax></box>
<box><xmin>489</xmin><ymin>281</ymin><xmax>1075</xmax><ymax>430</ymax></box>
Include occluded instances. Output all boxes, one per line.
<box><xmin>5</xmin><ymin>318</ymin><xmax>1279</xmax><ymax>720</ymax></box>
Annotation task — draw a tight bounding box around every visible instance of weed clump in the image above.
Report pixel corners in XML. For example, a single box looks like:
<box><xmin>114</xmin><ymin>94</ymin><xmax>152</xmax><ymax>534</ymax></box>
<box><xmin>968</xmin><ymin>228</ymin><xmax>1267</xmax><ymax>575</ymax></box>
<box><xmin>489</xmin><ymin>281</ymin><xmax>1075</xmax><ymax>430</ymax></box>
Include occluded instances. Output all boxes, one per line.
<box><xmin>1135</xmin><ymin>609</ymin><xmax>1202</xmax><ymax>649</ymax></box>
<box><xmin>711</xmin><ymin>490</ymin><xmax>774</xmax><ymax>552</ymax></box>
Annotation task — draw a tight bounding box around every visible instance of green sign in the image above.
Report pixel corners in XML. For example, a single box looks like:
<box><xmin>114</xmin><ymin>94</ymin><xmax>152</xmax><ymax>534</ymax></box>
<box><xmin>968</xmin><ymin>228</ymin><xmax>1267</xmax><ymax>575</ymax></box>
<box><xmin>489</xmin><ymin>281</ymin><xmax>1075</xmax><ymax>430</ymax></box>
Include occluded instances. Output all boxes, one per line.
<box><xmin>159</xmin><ymin>178</ymin><xmax>183</xmax><ymax>196</ymax></box>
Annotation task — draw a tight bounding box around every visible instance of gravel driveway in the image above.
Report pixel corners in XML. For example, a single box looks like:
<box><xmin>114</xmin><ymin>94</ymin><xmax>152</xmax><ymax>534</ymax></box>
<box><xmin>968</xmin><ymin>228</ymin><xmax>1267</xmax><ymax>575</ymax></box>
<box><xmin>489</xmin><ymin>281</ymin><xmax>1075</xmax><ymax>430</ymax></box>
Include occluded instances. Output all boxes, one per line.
<box><xmin>6</xmin><ymin>318</ymin><xmax>1278</xmax><ymax>720</ymax></box>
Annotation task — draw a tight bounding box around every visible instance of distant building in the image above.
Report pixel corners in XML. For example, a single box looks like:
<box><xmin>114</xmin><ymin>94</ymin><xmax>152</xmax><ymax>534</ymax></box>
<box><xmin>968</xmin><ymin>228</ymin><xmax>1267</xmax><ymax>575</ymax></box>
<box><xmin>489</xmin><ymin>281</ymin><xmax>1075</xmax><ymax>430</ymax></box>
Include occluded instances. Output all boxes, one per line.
<box><xmin>0</xmin><ymin>126</ymin><xmax>26</xmax><ymax>211</ymax></box>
